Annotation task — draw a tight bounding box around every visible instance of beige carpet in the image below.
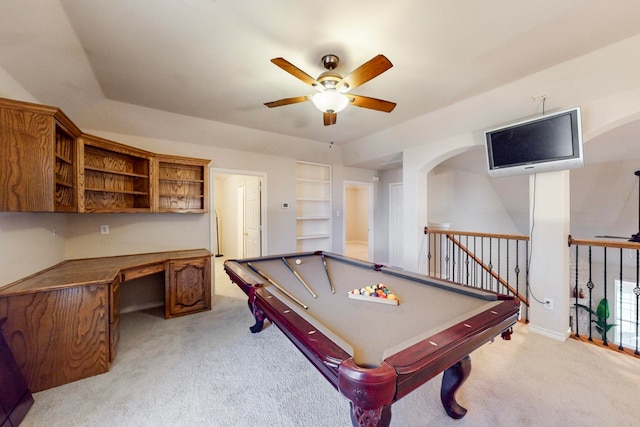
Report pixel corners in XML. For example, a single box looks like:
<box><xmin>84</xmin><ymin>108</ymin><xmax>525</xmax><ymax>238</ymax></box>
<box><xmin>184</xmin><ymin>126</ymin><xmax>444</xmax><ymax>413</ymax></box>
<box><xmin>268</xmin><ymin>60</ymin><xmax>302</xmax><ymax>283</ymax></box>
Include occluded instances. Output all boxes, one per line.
<box><xmin>20</xmin><ymin>257</ymin><xmax>640</xmax><ymax>426</ymax></box>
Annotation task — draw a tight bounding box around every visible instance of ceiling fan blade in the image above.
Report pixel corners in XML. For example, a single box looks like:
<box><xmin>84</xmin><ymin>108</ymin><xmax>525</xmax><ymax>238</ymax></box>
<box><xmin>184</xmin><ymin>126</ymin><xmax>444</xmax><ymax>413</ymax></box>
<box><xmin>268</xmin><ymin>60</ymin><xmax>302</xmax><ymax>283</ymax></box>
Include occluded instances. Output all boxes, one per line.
<box><xmin>337</xmin><ymin>54</ymin><xmax>393</xmax><ymax>91</ymax></box>
<box><xmin>323</xmin><ymin>112</ymin><xmax>337</xmax><ymax>126</ymax></box>
<box><xmin>347</xmin><ymin>94</ymin><xmax>396</xmax><ymax>113</ymax></box>
<box><xmin>271</xmin><ymin>58</ymin><xmax>320</xmax><ymax>87</ymax></box>
<box><xmin>264</xmin><ymin>96</ymin><xmax>309</xmax><ymax>108</ymax></box>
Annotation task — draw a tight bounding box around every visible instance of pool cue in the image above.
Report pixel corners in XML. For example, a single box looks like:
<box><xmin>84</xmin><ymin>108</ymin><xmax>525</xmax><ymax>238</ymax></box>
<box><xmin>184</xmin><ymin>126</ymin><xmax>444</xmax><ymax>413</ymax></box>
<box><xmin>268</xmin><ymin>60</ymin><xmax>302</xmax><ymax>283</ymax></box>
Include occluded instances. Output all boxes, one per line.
<box><xmin>247</xmin><ymin>262</ymin><xmax>308</xmax><ymax>310</ymax></box>
<box><xmin>281</xmin><ymin>257</ymin><xmax>317</xmax><ymax>298</ymax></box>
<box><xmin>320</xmin><ymin>253</ymin><xmax>335</xmax><ymax>294</ymax></box>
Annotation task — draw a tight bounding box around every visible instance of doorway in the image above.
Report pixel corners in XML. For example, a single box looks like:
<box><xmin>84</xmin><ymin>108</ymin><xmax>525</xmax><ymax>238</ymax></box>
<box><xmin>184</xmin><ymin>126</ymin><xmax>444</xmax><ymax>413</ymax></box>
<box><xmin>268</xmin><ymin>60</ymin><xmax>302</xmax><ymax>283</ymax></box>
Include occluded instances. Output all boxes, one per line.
<box><xmin>344</xmin><ymin>181</ymin><xmax>374</xmax><ymax>261</ymax></box>
<box><xmin>212</xmin><ymin>170</ymin><xmax>265</xmax><ymax>259</ymax></box>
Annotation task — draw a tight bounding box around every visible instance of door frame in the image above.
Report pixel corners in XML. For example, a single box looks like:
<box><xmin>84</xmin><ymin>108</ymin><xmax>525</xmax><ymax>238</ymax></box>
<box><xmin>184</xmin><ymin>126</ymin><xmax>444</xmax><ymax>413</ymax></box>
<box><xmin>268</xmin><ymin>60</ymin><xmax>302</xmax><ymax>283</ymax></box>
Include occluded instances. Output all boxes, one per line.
<box><xmin>210</xmin><ymin>168</ymin><xmax>267</xmax><ymax>258</ymax></box>
<box><xmin>388</xmin><ymin>182</ymin><xmax>403</xmax><ymax>268</ymax></box>
<box><xmin>343</xmin><ymin>181</ymin><xmax>374</xmax><ymax>261</ymax></box>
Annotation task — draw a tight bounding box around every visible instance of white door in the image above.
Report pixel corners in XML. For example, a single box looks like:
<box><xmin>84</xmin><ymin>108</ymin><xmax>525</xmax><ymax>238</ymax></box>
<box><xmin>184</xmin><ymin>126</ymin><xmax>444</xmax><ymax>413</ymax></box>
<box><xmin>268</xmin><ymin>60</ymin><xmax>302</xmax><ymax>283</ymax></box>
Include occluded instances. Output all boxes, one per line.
<box><xmin>245</xmin><ymin>177</ymin><xmax>262</xmax><ymax>258</ymax></box>
<box><xmin>389</xmin><ymin>182</ymin><xmax>403</xmax><ymax>268</ymax></box>
<box><xmin>237</xmin><ymin>186</ymin><xmax>245</xmax><ymax>258</ymax></box>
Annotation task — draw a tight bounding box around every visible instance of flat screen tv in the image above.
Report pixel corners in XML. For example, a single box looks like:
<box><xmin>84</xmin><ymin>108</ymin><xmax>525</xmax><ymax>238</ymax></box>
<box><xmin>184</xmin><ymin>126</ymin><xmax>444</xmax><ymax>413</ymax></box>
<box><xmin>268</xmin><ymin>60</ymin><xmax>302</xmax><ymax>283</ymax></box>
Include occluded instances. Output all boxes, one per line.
<box><xmin>484</xmin><ymin>107</ymin><xmax>583</xmax><ymax>177</ymax></box>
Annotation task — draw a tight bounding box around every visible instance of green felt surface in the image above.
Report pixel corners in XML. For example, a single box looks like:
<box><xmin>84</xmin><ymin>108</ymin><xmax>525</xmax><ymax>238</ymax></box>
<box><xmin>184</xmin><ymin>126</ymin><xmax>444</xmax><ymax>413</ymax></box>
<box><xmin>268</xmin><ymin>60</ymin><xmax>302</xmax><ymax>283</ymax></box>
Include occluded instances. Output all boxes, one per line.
<box><xmin>237</xmin><ymin>253</ymin><xmax>501</xmax><ymax>367</ymax></box>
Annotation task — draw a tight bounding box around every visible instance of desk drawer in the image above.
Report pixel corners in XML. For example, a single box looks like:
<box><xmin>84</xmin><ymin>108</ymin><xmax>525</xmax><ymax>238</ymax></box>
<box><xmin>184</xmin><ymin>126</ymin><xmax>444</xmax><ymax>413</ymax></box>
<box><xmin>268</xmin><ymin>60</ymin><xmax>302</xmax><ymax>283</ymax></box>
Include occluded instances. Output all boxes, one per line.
<box><xmin>121</xmin><ymin>263</ymin><xmax>165</xmax><ymax>282</ymax></box>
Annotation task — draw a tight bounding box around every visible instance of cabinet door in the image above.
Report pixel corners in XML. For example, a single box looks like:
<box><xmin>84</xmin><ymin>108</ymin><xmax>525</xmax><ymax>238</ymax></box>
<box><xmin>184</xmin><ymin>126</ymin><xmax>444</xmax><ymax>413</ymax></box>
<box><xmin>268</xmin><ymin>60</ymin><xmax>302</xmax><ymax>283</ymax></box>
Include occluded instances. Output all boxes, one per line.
<box><xmin>0</xmin><ymin>284</ymin><xmax>109</xmax><ymax>392</ymax></box>
<box><xmin>0</xmin><ymin>104</ymin><xmax>78</xmax><ymax>212</ymax></box>
<box><xmin>165</xmin><ymin>257</ymin><xmax>211</xmax><ymax>318</ymax></box>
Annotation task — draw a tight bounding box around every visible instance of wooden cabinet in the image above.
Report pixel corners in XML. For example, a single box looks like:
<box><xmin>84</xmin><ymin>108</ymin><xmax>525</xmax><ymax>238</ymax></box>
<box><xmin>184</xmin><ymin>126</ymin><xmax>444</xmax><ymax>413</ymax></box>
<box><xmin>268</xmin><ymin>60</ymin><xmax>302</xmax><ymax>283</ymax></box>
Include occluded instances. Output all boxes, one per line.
<box><xmin>296</xmin><ymin>161</ymin><xmax>332</xmax><ymax>252</ymax></box>
<box><xmin>0</xmin><ymin>250</ymin><xmax>211</xmax><ymax>392</ymax></box>
<box><xmin>165</xmin><ymin>257</ymin><xmax>211</xmax><ymax>318</ymax></box>
<box><xmin>156</xmin><ymin>155</ymin><xmax>209</xmax><ymax>213</ymax></box>
<box><xmin>109</xmin><ymin>276</ymin><xmax>121</xmax><ymax>364</ymax></box>
<box><xmin>0</xmin><ymin>283</ymin><xmax>110</xmax><ymax>392</ymax></box>
<box><xmin>0</xmin><ymin>98</ymin><xmax>211</xmax><ymax>214</ymax></box>
<box><xmin>78</xmin><ymin>134</ymin><xmax>154</xmax><ymax>213</ymax></box>
<box><xmin>0</xmin><ymin>97</ymin><xmax>81</xmax><ymax>212</ymax></box>
<box><xmin>0</xmin><ymin>320</ymin><xmax>33</xmax><ymax>427</ymax></box>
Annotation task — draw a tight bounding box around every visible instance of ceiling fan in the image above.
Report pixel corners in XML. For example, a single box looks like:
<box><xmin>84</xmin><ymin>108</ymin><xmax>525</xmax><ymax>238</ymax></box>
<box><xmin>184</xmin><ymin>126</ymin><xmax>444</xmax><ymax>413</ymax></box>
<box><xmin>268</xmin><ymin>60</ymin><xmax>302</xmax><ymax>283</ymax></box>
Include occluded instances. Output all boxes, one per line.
<box><xmin>264</xmin><ymin>54</ymin><xmax>396</xmax><ymax>126</ymax></box>
<box><xmin>595</xmin><ymin>170</ymin><xmax>640</xmax><ymax>242</ymax></box>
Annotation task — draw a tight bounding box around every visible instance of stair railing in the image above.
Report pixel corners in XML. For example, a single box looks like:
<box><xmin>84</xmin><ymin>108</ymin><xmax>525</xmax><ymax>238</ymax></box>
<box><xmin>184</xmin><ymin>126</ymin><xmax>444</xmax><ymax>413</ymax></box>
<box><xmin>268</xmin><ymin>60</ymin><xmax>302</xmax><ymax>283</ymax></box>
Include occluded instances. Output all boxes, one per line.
<box><xmin>423</xmin><ymin>227</ymin><xmax>530</xmax><ymax>321</ymax></box>
<box><xmin>567</xmin><ymin>236</ymin><xmax>640</xmax><ymax>357</ymax></box>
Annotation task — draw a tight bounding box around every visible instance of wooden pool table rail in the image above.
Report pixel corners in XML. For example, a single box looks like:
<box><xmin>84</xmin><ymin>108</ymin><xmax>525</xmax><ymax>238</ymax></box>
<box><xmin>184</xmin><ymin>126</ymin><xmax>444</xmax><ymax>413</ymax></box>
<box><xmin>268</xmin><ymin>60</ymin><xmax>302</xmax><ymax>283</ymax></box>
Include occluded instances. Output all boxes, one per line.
<box><xmin>224</xmin><ymin>251</ymin><xmax>519</xmax><ymax>427</ymax></box>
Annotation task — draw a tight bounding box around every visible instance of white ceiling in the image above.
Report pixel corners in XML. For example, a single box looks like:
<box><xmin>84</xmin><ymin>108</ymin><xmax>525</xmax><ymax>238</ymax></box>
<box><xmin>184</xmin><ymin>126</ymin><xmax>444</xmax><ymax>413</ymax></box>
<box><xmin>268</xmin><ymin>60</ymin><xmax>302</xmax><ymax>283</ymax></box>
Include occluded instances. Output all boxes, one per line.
<box><xmin>1</xmin><ymin>0</ymin><xmax>640</xmax><ymax>170</ymax></box>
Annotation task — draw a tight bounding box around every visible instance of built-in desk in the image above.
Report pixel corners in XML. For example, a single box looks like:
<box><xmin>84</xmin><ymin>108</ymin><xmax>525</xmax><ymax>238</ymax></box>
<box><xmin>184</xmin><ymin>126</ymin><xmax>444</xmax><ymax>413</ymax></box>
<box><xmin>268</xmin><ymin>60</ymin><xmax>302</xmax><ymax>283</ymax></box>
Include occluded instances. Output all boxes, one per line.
<box><xmin>0</xmin><ymin>249</ymin><xmax>211</xmax><ymax>392</ymax></box>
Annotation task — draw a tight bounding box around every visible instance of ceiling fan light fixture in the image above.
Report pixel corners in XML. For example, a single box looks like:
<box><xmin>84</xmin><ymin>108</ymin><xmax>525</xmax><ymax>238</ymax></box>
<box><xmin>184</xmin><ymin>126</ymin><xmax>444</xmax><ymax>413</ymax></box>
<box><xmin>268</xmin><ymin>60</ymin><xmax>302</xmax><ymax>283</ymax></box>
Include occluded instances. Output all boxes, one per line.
<box><xmin>312</xmin><ymin>90</ymin><xmax>349</xmax><ymax>113</ymax></box>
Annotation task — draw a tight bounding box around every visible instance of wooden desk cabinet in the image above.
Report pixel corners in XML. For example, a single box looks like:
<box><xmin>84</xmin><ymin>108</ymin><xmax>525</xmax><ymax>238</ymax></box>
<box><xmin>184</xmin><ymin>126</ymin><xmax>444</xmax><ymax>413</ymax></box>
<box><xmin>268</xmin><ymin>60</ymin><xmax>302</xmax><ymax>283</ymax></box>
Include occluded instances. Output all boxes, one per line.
<box><xmin>0</xmin><ymin>249</ymin><xmax>211</xmax><ymax>392</ymax></box>
<box><xmin>166</xmin><ymin>257</ymin><xmax>211</xmax><ymax>318</ymax></box>
<box><xmin>0</xmin><ymin>320</ymin><xmax>33</xmax><ymax>427</ymax></box>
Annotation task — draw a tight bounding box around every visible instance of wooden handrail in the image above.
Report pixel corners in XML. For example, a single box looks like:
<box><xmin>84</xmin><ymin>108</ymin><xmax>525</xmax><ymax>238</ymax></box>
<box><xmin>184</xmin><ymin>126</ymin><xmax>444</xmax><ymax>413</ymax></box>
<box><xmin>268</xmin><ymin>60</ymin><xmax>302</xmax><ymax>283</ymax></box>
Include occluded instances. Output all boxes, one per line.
<box><xmin>568</xmin><ymin>235</ymin><xmax>640</xmax><ymax>250</ymax></box>
<box><xmin>424</xmin><ymin>226</ymin><xmax>529</xmax><ymax>241</ymax></box>
<box><xmin>444</xmin><ymin>233</ymin><xmax>529</xmax><ymax>306</ymax></box>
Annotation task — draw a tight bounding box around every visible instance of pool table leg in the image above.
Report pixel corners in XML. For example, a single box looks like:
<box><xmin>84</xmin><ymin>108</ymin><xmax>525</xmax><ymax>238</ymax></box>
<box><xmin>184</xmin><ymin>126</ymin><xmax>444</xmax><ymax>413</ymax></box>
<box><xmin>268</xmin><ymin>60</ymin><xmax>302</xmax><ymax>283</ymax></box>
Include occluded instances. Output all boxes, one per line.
<box><xmin>440</xmin><ymin>355</ymin><xmax>471</xmax><ymax>419</ymax></box>
<box><xmin>246</xmin><ymin>300</ymin><xmax>266</xmax><ymax>333</ymax></box>
<box><xmin>349</xmin><ymin>402</ymin><xmax>391</xmax><ymax>427</ymax></box>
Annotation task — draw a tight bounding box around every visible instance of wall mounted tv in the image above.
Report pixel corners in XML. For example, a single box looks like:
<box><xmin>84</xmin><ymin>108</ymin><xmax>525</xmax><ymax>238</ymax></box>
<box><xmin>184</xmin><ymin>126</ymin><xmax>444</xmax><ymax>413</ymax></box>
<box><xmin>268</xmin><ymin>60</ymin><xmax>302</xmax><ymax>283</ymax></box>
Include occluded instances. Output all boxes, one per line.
<box><xmin>484</xmin><ymin>107</ymin><xmax>583</xmax><ymax>177</ymax></box>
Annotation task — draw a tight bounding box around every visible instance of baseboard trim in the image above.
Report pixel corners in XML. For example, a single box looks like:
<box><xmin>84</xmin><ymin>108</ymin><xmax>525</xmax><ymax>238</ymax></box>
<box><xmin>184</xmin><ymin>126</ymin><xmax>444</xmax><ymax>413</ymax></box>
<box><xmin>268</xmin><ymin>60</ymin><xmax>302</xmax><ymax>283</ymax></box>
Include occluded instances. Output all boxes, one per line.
<box><xmin>120</xmin><ymin>301</ymin><xmax>164</xmax><ymax>314</ymax></box>
<box><xmin>528</xmin><ymin>324</ymin><xmax>572</xmax><ymax>342</ymax></box>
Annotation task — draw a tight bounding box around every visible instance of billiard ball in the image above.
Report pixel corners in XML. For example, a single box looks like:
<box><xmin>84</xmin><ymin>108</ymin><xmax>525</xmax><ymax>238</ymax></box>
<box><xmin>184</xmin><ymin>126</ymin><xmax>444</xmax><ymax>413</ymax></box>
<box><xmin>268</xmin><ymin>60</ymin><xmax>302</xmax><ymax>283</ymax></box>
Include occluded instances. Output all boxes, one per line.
<box><xmin>295</xmin><ymin>258</ymin><xmax>301</xmax><ymax>265</ymax></box>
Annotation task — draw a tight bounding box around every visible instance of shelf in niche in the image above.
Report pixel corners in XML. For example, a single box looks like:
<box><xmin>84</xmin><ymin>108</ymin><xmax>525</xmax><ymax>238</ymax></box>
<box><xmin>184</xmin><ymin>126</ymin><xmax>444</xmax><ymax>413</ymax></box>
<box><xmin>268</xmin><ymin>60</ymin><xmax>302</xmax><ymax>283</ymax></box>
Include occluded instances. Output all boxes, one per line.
<box><xmin>84</xmin><ymin>166</ymin><xmax>149</xmax><ymax>179</ymax></box>
<box><xmin>297</xmin><ymin>178</ymin><xmax>330</xmax><ymax>183</ymax></box>
<box><xmin>55</xmin><ymin>153</ymin><xmax>73</xmax><ymax>165</ymax></box>
<box><xmin>85</xmin><ymin>188</ymin><xmax>149</xmax><ymax>196</ymax></box>
<box><xmin>159</xmin><ymin>178</ymin><xmax>204</xmax><ymax>183</ymax></box>
<box><xmin>159</xmin><ymin>194</ymin><xmax>204</xmax><ymax>198</ymax></box>
<box><xmin>296</xmin><ymin>234</ymin><xmax>331</xmax><ymax>240</ymax></box>
<box><xmin>56</xmin><ymin>180</ymin><xmax>74</xmax><ymax>188</ymax></box>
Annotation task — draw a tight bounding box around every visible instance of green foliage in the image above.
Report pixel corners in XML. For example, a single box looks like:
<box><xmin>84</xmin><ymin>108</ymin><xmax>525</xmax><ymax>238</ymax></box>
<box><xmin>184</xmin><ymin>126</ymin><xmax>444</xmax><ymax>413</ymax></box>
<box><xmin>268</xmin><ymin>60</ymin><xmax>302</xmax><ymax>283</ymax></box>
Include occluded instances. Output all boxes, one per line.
<box><xmin>576</xmin><ymin>298</ymin><xmax>616</xmax><ymax>342</ymax></box>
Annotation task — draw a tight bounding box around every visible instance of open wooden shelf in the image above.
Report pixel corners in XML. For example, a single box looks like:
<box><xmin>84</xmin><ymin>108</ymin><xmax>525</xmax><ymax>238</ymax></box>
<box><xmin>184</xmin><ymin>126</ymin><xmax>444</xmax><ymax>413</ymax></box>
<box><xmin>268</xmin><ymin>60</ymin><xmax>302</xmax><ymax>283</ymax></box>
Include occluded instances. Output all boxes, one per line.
<box><xmin>0</xmin><ymin>98</ymin><xmax>211</xmax><ymax>214</ymax></box>
<box><xmin>156</xmin><ymin>156</ymin><xmax>210</xmax><ymax>213</ymax></box>
<box><xmin>78</xmin><ymin>135</ymin><xmax>153</xmax><ymax>213</ymax></box>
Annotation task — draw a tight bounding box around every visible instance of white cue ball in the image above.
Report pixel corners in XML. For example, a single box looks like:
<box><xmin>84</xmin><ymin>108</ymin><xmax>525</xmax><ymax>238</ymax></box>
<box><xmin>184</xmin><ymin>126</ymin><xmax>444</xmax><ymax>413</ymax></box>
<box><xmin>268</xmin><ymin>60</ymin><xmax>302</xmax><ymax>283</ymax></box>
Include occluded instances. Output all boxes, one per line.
<box><xmin>295</xmin><ymin>258</ymin><xmax>302</xmax><ymax>265</ymax></box>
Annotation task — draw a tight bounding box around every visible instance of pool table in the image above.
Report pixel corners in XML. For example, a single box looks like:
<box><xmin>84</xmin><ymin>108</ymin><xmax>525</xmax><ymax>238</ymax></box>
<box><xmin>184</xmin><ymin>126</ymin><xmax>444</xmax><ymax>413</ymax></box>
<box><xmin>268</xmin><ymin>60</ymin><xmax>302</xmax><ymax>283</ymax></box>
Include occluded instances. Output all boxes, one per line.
<box><xmin>224</xmin><ymin>251</ymin><xmax>519</xmax><ymax>427</ymax></box>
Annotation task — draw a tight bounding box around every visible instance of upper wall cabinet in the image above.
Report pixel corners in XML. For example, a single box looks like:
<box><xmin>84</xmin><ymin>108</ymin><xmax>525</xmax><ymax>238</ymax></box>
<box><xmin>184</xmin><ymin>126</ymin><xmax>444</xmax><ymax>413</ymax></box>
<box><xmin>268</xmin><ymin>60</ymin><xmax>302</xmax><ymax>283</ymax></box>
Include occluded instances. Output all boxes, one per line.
<box><xmin>0</xmin><ymin>97</ymin><xmax>81</xmax><ymax>212</ymax></box>
<box><xmin>156</xmin><ymin>155</ymin><xmax>210</xmax><ymax>213</ymax></box>
<box><xmin>78</xmin><ymin>134</ymin><xmax>154</xmax><ymax>213</ymax></box>
<box><xmin>0</xmin><ymin>98</ymin><xmax>211</xmax><ymax>214</ymax></box>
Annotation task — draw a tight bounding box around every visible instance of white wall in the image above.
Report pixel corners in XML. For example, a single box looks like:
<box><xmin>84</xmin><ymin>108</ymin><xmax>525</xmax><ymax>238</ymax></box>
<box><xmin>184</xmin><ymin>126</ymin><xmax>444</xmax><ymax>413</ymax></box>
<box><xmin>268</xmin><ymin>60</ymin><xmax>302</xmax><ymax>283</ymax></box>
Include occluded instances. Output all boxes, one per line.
<box><xmin>0</xmin><ymin>213</ymin><xmax>68</xmax><ymax>285</ymax></box>
<box><xmin>427</xmin><ymin>168</ymin><xmax>522</xmax><ymax>234</ymax></box>
<box><xmin>0</xmin><ymin>68</ymin><xmax>383</xmax><ymax>286</ymax></box>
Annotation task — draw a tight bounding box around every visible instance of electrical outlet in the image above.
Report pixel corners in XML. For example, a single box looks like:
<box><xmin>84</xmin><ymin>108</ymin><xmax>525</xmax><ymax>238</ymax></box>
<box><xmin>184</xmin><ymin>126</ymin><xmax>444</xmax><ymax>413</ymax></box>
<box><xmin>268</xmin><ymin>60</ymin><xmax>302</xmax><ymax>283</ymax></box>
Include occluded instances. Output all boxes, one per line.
<box><xmin>543</xmin><ymin>298</ymin><xmax>553</xmax><ymax>310</ymax></box>
<box><xmin>100</xmin><ymin>225</ymin><xmax>109</xmax><ymax>235</ymax></box>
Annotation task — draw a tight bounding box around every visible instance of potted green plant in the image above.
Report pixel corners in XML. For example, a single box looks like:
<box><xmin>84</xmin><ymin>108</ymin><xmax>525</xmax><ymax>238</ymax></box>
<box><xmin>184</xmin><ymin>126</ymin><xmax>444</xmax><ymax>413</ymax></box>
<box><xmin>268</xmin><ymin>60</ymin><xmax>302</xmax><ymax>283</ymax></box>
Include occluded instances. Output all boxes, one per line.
<box><xmin>576</xmin><ymin>298</ymin><xmax>616</xmax><ymax>343</ymax></box>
